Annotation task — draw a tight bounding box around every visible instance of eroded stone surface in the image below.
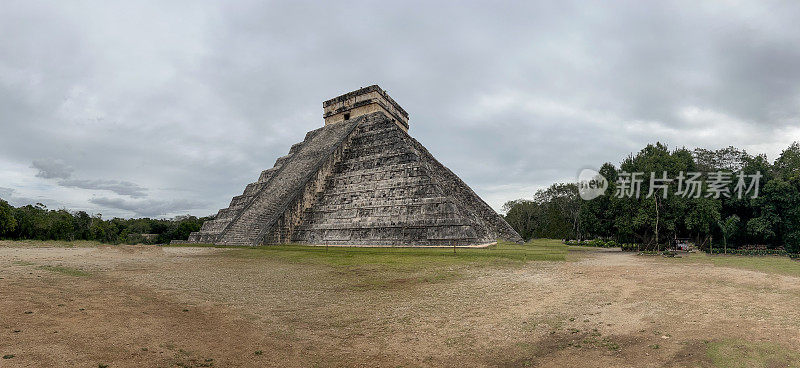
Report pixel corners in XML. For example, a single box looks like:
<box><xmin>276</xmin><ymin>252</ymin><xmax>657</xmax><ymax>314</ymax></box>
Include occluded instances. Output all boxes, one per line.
<box><xmin>184</xmin><ymin>87</ymin><xmax>521</xmax><ymax>246</ymax></box>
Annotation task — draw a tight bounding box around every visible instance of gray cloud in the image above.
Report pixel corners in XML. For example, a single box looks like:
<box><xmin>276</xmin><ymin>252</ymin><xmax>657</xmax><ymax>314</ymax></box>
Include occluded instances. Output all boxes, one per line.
<box><xmin>31</xmin><ymin>159</ymin><xmax>73</xmax><ymax>179</ymax></box>
<box><xmin>1</xmin><ymin>1</ymin><xmax>800</xmax><ymax>217</ymax></box>
<box><xmin>0</xmin><ymin>187</ymin><xmax>14</xmax><ymax>199</ymax></box>
<box><xmin>58</xmin><ymin>179</ymin><xmax>147</xmax><ymax>198</ymax></box>
<box><xmin>0</xmin><ymin>186</ymin><xmax>62</xmax><ymax>209</ymax></box>
<box><xmin>29</xmin><ymin>159</ymin><xmax>148</xmax><ymax>198</ymax></box>
<box><xmin>88</xmin><ymin>197</ymin><xmax>206</xmax><ymax>218</ymax></box>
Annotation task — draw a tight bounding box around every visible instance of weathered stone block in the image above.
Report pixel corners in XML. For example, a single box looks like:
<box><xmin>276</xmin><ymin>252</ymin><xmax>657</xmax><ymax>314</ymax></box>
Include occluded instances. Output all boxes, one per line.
<box><xmin>183</xmin><ymin>86</ymin><xmax>522</xmax><ymax>246</ymax></box>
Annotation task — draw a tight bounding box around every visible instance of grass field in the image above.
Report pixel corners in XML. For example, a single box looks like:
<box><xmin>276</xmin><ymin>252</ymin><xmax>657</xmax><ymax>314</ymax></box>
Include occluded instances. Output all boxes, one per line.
<box><xmin>706</xmin><ymin>339</ymin><xmax>800</xmax><ymax>368</ymax></box>
<box><xmin>0</xmin><ymin>239</ymin><xmax>103</xmax><ymax>248</ymax></box>
<box><xmin>169</xmin><ymin>239</ymin><xmax>570</xmax><ymax>290</ymax></box>
<box><xmin>655</xmin><ymin>251</ymin><xmax>800</xmax><ymax>278</ymax></box>
<box><xmin>170</xmin><ymin>239</ymin><xmax>569</xmax><ymax>266</ymax></box>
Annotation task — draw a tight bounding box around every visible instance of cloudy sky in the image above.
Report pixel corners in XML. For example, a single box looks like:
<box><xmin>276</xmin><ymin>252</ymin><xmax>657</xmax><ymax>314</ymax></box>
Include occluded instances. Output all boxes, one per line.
<box><xmin>2</xmin><ymin>1</ymin><xmax>799</xmax><ymax>218</ymax></box>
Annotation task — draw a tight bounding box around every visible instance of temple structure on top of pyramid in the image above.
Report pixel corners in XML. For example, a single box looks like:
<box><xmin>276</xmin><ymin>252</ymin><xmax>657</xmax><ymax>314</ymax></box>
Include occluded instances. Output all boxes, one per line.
<box><xmin>183</xmin><ymin>85</ymin><xmax>522</xmax><ymax>246</ymax></box>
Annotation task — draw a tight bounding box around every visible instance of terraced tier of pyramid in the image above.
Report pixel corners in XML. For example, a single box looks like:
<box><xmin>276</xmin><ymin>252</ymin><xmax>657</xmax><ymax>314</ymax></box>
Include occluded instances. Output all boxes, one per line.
<box><xmin>184</xmin><ymin>85</ymin><xmax>522</xmax><ymax>246</ymax></box>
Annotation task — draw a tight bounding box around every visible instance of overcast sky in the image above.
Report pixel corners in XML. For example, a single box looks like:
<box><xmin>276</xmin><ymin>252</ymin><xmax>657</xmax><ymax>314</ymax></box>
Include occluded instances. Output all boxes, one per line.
<box><xmin>2</xmin><ymin>1</ymin><xmax>799</xmax><ymax>218</ymax></box>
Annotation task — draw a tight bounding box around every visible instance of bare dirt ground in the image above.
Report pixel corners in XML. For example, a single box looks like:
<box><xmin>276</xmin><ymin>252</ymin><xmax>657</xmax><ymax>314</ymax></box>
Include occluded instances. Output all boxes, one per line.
<box><xmin>1</xmin><ymin>244</ymin><xmax>799</xmax><ymax>367</ymax></box>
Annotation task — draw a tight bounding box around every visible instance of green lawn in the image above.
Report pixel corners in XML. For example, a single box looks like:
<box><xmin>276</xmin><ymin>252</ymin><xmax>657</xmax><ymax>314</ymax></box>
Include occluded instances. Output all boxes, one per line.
<box><xmin>171</xmin><ymin>239</ymin><xmax>569</xmax><ymax>290</ymax></box>
<box><xmin>36</xmin><ymin>265</ymin><xmax>92</xmax><ymax>277</ymax></box>
<box><xmin>0</xmin><ymin>239</ymin><xmax>102</xmax><ymax>248</ymax></box>
<box><xmin>660</xmin><ymin>251</ymin><xmax>800</xmax><ymax>278</ymax></box>
<box><xmin>706</xmin><ymin>339</ymin><xmax>800</xmax><ymax>368</ymax></box>
<box><xmin>2</xmin><ymin>239</ymin><xmax>568</xmax><ymax>289</ymax></box>
<box><xmin>174</xmin><ymin>239</ymin><xmax>569</xmax><ymax>270</ymax></box>
<box><xmin>10</xmin><ymin>259</ymin><xmax>92</xmax><ymax>277</ymax></box>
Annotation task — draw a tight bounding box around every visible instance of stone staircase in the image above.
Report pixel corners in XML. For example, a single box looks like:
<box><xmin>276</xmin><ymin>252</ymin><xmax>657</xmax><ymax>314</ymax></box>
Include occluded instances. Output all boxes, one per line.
<box><xmin>185</xmin><ymin>142</ymin><xmax>307</xmax><ymax>243</ymax></box>
<box><xmin>212</xmin><ymin>117</ymin><xmax>362</xmax><ymax>245</ymax></box>
<box><xmin>291</xmin><ymin>115</ymin><xmax>490</xmax><ymax>246</ymax></box>
<box><xmin>184</xmin><ymin>111</ymin><xmax>522</xmax><ymax>246</ymax></box>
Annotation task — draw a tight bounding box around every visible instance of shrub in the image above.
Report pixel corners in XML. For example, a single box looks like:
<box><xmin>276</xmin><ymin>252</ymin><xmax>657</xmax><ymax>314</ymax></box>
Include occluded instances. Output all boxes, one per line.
<box><xmin>564</xmin><ymin>239</ymin><xmax>631</xmax><ymax>249</ymax></box>
<box><xmin>707</xmin><ymin>248</ymin><xmax>789</xmax><ymax>256</ymax></box>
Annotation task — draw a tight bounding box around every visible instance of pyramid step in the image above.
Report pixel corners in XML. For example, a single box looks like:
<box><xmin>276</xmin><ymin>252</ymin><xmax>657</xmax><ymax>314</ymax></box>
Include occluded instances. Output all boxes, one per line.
<box><xmin>274</xmin><ymin>154</ymin><xmax>293</xmax><ymax>167</ymax></box>
<box><xmin>258</xmin><ymin>167</ymin><xmax>281</xmax><ymax>183</ymax></box>
<box><xmin>184</xmin><ymin>104</ymin><xmax>521</xmax><ymax>246</ymax></box>
<box><xmin>215</xmin><ymin>116</ymin><xmax>363</xmax><ymax>246</ymax></box>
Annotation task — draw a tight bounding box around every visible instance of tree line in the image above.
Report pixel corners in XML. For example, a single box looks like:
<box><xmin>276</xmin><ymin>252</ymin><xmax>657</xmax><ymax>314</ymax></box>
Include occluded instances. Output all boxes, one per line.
<box><xmin>0</xmin><ymin>201</ymin><xmax>209</xmax><ymax>244</ymax></box>
<box><xmin>503</xmin><ymin>142</ymin><xmax>800</xmax><ymax>253</ymax></box>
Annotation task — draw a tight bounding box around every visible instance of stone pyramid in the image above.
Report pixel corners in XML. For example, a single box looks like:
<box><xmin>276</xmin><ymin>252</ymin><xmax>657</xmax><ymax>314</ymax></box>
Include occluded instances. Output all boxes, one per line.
<box><xmin>185</xmin><ymin>85</ymin><xmax>522</xmax><ymax>246</ymax></box>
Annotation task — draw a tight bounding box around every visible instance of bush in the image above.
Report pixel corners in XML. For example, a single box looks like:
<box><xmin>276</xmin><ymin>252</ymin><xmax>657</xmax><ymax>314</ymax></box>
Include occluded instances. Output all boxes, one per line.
<box><xmin>707</xmin><ymin>248</ymin><xmax>789</xmax><ymax>256</ymax></box>
<box><xmin>564</xmin><ymin>239</ymin><xmax>633</xmax><ymax>249</ymax></box>
<box><xmin>785</xmin><ymin>232</ymin><xmax>800</xmax><ymax>254</ymax></box>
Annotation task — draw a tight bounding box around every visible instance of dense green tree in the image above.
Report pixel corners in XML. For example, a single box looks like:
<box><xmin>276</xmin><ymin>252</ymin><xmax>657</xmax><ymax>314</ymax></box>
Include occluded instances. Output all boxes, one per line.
<box><xmin>774</xmin><ymin>142</ymin><xmax>800</xmax><ymax>181</ymax></box>
<box><xmin>72</xmin><ymin>211</ymin><xmax>92</xmax><ymax>240</ymax></box>
<box><xmin>749</xmin><ymin>177</ymin><xmax>800</xmax><ymax>252</ymax></box>
<box><xmin>693</xmin><ymin>146</ymin><xmax>748</xmax><ymax>172</ymax></box>
<box><xmin>0</xmin><ymin>199</ymin><xmax>16</xmax><ymax>238</ymax></box>
<box><xmin>49</xmin><ymin>209</ymin><xmax>75</xmax><ymax>241</ymax></box>
<box><xmin>718</xmin><ymin>215</ymin><xmax>740</xmax><ymax>253</ymax></box>
<box><xmin>685</xmin><ymin>198</ymin><xmax>720</xmax><ymax>249</ymax></box>
<box><xmin>502</xmin><ymin>183</ymin><xmax>580</xmax><ymax>240</ymax></box>
<box><xmin>579</xmin><ymin>162</ymin><xmax>618</xmax><ymax>240</ymax></box>
<box><xmin>504</xmin><ymin>141</ymin><xmax>800</xmax><ymax>254</ymax></box>
<box><xmin>614</xmin><ymin>143</ymin><xmax>699</xmax><ymax>248</ymax></box>
<box><xmin>13</xmin><ymin>204</ymin><xmax>50</xmax><ymax>240</ymax></box>
<box><xmin>503</xmin><ymin>199</ymin><xmax>538</xmax><ymax>240</ymax></box>
<box><xmin>0</xmin><ymin>199</ymin><xmax>211</xmax><ymax>244</ymax></box>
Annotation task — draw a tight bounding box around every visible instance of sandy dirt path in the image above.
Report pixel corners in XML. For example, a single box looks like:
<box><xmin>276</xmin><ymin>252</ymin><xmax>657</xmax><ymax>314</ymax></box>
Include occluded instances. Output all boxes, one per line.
<box><xmin>1</xmin><ymin>245</ymin><xmax>798</xmax><ymax>367</ymax></box>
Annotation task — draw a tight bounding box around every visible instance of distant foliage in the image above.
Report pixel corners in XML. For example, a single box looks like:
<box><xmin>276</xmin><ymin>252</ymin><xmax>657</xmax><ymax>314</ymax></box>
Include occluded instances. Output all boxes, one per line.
<box><xmin>564</xmin><ymin>239</ymin><xmax>627</xmax><ymax>248</ymax></box>
<box><xmin>0</xmin><ymin>201</ymin><xmax>210</xmax><ymax>245</ymax></box>
<box><xmin>503</xmin><ymin>183</ymin><xmax>580</xmax><ymax>240</ymax></box>
<box><xmin>504</xmin><ymin>142</ymin><xmax>800</xmax><ymax>254</ymax></box>
<box><xmin>0</xmin><ymin>199</ymin><xmax>17</xmax><ymax>237</ymax></box>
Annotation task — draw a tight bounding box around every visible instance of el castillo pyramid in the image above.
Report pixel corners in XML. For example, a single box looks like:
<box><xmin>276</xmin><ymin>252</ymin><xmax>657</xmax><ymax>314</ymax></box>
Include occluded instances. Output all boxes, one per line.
<box><xmin>185</xmin><ymin>85</ymin><xmax>522</xmax><ymax>246</ymax></box>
